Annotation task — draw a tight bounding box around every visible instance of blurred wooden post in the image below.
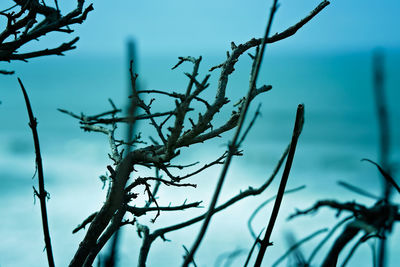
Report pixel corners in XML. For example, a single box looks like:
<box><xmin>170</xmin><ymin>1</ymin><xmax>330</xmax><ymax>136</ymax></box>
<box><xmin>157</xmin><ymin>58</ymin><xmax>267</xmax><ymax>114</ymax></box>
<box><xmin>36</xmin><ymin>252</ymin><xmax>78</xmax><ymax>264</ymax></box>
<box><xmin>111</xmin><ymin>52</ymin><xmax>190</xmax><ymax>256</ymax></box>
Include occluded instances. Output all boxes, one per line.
<box><xmin>373</xmin><ymin>48</ymin><xmax>390</xmax><ymax>267</ymax></box>
<box><xmin>103</xmin><ymin>39</ymin><xmax>138</xmax><ymax>267</ymax></box>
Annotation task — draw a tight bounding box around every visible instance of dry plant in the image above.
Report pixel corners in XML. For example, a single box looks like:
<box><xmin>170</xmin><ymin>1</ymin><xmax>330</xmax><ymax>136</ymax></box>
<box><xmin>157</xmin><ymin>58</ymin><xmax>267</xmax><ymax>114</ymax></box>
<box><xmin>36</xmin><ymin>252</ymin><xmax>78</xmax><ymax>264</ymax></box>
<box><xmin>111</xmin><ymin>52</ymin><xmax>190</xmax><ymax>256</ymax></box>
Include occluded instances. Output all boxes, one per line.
<box><xmin>7</xmin><ymin>0</ymin><xmax>374</xmax><ymax>266</ymax></box>
<box><xmin>0</xmin><ymin>0</ymin><xmax>93</xmax><ymax>74</ymax></box>
<box><xmin>58</xmin><ymin>1</ymin><xmax>330</xmax><ymax>266</ymax></box>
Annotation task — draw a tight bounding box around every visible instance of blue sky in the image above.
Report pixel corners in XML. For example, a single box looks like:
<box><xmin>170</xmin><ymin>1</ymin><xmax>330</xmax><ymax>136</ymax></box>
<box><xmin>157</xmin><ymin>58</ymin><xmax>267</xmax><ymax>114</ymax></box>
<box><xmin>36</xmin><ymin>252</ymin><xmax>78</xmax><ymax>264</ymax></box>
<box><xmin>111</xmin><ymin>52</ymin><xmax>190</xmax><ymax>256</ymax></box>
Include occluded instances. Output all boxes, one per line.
<box><xmin>48</xmin><ymin>0</ymin><xmax>400</xmax><ymax>57</ymax></box>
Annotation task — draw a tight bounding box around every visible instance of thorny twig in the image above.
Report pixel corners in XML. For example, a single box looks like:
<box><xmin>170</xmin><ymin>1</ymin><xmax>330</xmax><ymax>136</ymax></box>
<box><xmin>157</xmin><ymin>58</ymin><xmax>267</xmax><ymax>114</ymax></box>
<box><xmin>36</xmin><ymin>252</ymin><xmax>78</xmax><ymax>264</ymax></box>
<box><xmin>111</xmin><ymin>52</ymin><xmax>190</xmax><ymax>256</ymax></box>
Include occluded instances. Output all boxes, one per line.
<box><xmin>18</xmin><ymin>78</ymin><xmax>55</xmax><ymax>267</ymax></box>
<box><xmin>254</xmin><ymin>103</ymin><xmax>305</xmax><ymax>266</ymax></box>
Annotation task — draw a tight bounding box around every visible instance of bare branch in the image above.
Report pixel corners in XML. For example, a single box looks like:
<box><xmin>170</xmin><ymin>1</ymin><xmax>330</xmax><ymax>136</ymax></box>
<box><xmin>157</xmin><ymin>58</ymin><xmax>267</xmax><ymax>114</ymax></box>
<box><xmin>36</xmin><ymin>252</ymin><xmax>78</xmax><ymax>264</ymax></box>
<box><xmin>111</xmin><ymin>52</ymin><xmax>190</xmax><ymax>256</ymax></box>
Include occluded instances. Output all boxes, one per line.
<box><xmin>255</xmin><ymin>104</ymin><xmax>304</xmax><ymax>266</ymax></box>
<box><xmin>0</xmin><ymin>1</ymin><xmax>93</xmax><ymax>70</ymax></box>
<box><xmin>126</xmin><ymin>201</ymin><xmax>202</xmax><ymax>217</ymax></box>
<box><xmin>18</xmin><ymin>78</ymin><xmax>55</xmax><ymax>267</ymax></box>
<box><xmin>72</xmin><ymin>212</ymin><xmax>98</xmax><ymax>234</ymax></box>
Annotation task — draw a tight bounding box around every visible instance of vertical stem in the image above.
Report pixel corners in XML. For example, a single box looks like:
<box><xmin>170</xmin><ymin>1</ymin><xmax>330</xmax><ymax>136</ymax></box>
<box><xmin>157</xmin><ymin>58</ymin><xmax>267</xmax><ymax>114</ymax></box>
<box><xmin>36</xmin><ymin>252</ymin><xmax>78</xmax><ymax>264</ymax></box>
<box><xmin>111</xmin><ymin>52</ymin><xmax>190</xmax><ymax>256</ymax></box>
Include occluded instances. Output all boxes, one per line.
<box><xmin>181</xmin><ymin>1</ymin><xmax>279</xmax><ymax>266</ymax></box>
<box><xmin>254</xmin><ymin>104</ymin><xmax>304</xmax><ymax>267</ymax></box>
<box><xmin>18</xmin><ymin>78</ymin><xmax>55</xmax><ymax>267</ymax></box>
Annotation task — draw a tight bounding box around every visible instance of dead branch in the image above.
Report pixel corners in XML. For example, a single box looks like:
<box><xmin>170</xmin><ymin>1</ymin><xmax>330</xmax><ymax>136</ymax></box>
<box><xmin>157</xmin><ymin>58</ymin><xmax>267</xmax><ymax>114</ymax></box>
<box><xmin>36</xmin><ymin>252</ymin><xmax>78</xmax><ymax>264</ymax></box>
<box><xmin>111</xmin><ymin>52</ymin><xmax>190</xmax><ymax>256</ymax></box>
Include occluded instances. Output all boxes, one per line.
<box><xmin>0</xmin><ymin>1</ymin><xmax>93</xmax><ymax>72</ymax></box>
<box><xmin>59</xmin><ymin>1</ymin><xmax>331</xmax><ymax>265</ymax></box>
<box><xmin>126</xmin><ymin>201</ymin><xmax>202</xmax><ymax>217</ymax></box>
<box><xmin>254</xmin><ymin>103</ymin><xmax>304</xmax><ymax>266</ymax></box>
<box><xmin>18</xmin><ymin>78</ymin><xmax>55</xmax><ymax>267</ymax></box>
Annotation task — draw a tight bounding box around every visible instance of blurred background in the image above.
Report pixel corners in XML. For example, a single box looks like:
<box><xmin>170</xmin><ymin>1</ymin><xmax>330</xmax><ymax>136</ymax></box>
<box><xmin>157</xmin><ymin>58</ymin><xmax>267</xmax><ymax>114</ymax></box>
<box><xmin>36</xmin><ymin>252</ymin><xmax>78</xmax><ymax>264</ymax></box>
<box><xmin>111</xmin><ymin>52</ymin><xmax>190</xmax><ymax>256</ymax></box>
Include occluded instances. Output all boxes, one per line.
<box><xmin>0</xmin><ymin>0</ymin><xmax>399</xmax><ymax>266</ymax></box>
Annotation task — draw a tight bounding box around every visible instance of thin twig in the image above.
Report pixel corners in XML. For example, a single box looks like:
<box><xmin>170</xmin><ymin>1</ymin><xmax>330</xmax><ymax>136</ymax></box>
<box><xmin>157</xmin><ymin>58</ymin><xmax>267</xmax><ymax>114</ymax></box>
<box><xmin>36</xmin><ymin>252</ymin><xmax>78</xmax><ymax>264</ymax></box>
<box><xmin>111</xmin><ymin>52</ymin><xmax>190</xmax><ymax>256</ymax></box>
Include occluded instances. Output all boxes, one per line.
<box><xmin>254</xmin><ymin>103</ymin><xmax>304</xmax><ymax>266</ymax></box>
<box><xmin>18</xmin><ymin>78</ymin><xmax>55</xmax><ymax>267</ymax></box>
<box><xmin>0</xmin><ymin>69</ymin><xmax>15</xmax><ymax>74</ymax></box>
<box><xmin>208</xmin><ymin>1</ymin><xmax>330</xmax><ymax>73</ymax></box>
<box><xmin>337</xmin><ymin>180</ymin><xmax>380</xmax><ymax>200</ymax></box>
<box><xmin>126</xmin><ymin>201</ymin><xmax>202</xmax><ymax>217</ymax></box>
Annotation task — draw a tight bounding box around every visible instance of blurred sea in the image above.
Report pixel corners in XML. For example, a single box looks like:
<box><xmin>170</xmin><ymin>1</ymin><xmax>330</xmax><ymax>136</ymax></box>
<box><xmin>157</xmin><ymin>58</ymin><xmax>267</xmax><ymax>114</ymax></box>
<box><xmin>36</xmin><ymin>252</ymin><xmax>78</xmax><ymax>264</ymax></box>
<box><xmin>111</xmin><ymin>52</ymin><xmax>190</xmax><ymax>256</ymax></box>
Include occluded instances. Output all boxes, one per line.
<box><xmin>1</xmin><ymin>50</ymin><xmax>400</xmax><ymax>266</ymax></box>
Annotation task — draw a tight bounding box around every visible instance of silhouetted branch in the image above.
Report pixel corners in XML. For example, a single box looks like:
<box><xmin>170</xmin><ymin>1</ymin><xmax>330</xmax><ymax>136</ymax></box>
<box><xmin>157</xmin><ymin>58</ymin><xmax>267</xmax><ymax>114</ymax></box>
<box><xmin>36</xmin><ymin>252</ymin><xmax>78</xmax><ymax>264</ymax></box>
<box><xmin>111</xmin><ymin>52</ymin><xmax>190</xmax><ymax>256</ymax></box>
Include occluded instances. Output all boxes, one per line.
<box><xmin>209</xmin><ymin>1</ymin><xmax>330</xmax><ymax>73</ymax></box>
<box><xmin>126</xmin><ymin>201</ymin><xmax>202</xmax><ymax>217</ymax></box>
<box><xmin>18</xmin><ymin>78</ymin><xmax>55</xmax><ymax>267</ymax></box>
<box><xmin>254</xmin><ymin>103</ymin><xmax>304</xmax><ymax>266</ymax></box>
<box><xmin>4</xmin><ymin>37</ymin><xmax>79</xmax><ymax>60</ymax></box>
<box><xmin>0</xmin><ymin>69</ymin><xmax>14</xmax><ymax>74</ymax></box>
<box><xmin>289</xmin><ymin>200</ymin><xmax>371</xmax><ymax>221</ymax></box>
<box><xmin>158</xmin><ymin>151</ymin><xmax>228</xmax><ymax>182</ymax></box>
<box><xmin>0</xmin><ymin>1</ymin><xmax>93</xmax><ymax>72</ymax></box>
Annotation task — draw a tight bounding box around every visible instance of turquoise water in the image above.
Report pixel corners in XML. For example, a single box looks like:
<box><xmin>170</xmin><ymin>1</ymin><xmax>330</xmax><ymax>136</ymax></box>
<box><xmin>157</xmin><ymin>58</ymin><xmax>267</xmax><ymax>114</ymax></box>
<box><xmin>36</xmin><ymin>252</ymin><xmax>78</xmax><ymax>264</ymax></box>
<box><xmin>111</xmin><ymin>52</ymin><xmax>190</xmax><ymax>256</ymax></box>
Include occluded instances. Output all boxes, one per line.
<box><xmin>1</xmin><ymin>50</ymin><xmax>400</xmax><ymax>266</ymax></box>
